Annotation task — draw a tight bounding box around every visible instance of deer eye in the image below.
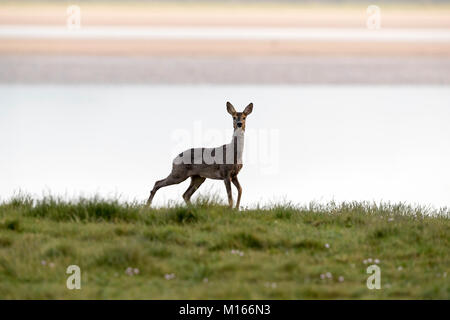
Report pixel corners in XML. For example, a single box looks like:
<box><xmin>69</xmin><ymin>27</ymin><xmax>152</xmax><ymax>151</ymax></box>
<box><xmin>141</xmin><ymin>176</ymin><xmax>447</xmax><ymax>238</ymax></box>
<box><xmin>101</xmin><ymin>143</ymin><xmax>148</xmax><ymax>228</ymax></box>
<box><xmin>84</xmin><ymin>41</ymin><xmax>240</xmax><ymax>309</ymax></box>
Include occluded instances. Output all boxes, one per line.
<box><xmin>233</xmin><ymin>117</ymin><xmax>237</xmax><ymax>120</ymax></box>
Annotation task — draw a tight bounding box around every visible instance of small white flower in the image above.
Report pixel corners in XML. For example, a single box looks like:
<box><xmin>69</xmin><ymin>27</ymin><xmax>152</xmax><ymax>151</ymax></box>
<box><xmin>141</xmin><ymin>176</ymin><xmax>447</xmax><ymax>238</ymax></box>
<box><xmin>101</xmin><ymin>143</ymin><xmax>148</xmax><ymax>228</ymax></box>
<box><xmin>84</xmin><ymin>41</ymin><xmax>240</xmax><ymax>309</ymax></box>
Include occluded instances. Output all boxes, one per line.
<box><xmin>443</xmin><ymin>272</ymin><xmax>447</xmax><ymax>278</ymax></box>
<box><xmin>324</xmin><ymin>243</ymin><xmax>330</xmax><ymax>249</ymax></box>
<box><xmin>49</xmin><ymin>262</ymin><xmax>55</xmax><ymax>268</ymax></box>
<box><xmin>133</xmin><ymin>268</ymin><xmax>139</xmax><ymax>275</ymax></box>
<box><xmin>203</xmin><ymin>278</ymin><xmax>208</xmax><ymax>283</ymax></box>
<box><xmin>125</xmin><ymin>267</ymin><xmax>134</xmax><ymax>276</ymax></box>
<box><xmin>397</xmin><ymin>266</ymin><xmax>403</xmax><ymax>271</ymax></box>
<box><xmin>374</xmin><ymin>259</ymin><xmax>380</xmax><ymax>264</ymax></box>
<box><xmin>363</xmin><ymin>259</ymin><xmax>368</xmax><ymax>264</ymax></box>
<box><xmin>338</xmin><ymin>276</ymin><xmax>344</xmax><ymax>282</ymax></box>
<box><xmin>271</xmin><ymin>282</ymin><xmax>277</xmax><ymax>289</ymax></box>
<box><xmin>326</xmin><ymin>272</ymin><xmax>332</xmax><ymax>279</ymax></box>
<box><xmin>388</xmin><ymin>217</ymin><xmax>394</xmax><ymax>222</ymax></box>
<box><xmin>231</xmin><ymin>249</ymin><xmax>244</xmax><ymax>256</ymax></box>
<box><xmin>367</xmin><ymin>258</ymin><xmax>373</xmax><ymax>263</ymax></box>
<box><xmin>41</xmin><ymin>260</ymin><xmax>47</xmax><ymax>266</ymax></box>
<box><xmin>164</xmin><ymin>273</ymin><xmax>175</xmax><ymax>280</ymax></box>
<box><xmin>320</xmin><ymin>274</ymin><xmax>325</xmax><ymax>280</ymax></box>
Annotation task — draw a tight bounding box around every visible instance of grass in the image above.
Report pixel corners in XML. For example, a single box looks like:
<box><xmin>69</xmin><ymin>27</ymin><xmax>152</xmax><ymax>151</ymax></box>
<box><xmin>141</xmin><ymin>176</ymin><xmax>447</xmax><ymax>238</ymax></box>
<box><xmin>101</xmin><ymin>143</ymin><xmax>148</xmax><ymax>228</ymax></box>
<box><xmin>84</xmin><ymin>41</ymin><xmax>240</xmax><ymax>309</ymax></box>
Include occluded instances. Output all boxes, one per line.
<box><xmin>0</xmin><ymin>195</ymin><xmax>448</xmax><ymax>299</ymax></box>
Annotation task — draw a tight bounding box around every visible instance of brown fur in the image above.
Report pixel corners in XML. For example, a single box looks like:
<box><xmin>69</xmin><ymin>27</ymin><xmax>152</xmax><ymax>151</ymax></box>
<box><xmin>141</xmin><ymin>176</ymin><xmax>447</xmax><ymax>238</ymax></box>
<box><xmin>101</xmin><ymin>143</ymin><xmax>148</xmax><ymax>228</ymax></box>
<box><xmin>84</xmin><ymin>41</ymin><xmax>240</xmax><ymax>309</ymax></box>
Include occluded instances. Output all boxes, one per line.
<box><xmin>146</xmin><ymin>102</ymin><xmax>253</xmax><ymax>209</ymax></box>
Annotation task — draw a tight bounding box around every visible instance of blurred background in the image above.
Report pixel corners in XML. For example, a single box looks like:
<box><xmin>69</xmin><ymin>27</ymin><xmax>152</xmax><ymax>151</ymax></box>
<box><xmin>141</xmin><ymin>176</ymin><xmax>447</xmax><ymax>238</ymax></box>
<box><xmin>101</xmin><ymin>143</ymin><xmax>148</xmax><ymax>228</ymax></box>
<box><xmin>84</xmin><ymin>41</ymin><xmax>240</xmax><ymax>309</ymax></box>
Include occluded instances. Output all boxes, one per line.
<box><xmin>1</xmin><ymin>0</ymin><xmax>450</xmax><ymax>207</ymax></box>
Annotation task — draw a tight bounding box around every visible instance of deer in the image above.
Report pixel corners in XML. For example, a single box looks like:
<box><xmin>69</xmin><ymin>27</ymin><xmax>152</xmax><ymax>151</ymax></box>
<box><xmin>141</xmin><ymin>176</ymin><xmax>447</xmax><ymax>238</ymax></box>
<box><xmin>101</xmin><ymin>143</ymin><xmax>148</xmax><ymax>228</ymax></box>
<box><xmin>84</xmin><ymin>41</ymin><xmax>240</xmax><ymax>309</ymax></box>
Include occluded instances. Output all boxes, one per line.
<box><xmin>146</xmin><ymin>102</ymin><xmax>253</xmax><ymax>209</ymax></box>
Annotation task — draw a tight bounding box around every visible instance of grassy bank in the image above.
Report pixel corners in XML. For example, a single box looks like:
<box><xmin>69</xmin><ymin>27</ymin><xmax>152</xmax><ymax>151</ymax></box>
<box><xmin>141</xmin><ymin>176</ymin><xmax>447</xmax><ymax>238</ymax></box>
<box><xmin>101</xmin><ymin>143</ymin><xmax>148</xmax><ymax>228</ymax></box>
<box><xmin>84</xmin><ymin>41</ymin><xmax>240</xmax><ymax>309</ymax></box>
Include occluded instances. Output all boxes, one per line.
<box><xmin>0</xmin><ymin>196</ymin><xmax>448</xmax><ymax>299</ymax></box>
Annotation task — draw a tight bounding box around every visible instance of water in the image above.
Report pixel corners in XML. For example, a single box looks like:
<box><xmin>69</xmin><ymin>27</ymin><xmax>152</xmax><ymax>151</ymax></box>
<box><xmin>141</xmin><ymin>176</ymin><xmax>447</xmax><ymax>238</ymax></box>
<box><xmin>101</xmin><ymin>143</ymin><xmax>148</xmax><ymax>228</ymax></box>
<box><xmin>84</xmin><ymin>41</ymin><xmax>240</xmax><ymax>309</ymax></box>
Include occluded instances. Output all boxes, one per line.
<box><xmin>1</xmin><ymin>84</ymin><xmax>450</xmax><ymax>208</ymax></box>
<box><xmin>1</xmin><ymin>26</ymin><xmax>450</xmax><ymax>42</ymax></box>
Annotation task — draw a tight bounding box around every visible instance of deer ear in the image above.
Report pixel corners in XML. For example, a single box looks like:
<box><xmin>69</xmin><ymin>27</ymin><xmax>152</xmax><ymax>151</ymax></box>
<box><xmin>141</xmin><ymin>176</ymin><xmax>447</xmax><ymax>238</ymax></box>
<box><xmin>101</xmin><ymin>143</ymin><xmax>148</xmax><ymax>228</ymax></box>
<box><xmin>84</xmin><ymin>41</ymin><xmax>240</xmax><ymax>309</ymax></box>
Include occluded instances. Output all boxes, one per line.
<box><xmin>243</xmin><ymin>103</ymin><xmax>253</xmax><ymax>116</ymax></box>
<box><xmin>226</xmin><ymin>102</ymin><xmax>236</xmax><ymax>115</ymax></box>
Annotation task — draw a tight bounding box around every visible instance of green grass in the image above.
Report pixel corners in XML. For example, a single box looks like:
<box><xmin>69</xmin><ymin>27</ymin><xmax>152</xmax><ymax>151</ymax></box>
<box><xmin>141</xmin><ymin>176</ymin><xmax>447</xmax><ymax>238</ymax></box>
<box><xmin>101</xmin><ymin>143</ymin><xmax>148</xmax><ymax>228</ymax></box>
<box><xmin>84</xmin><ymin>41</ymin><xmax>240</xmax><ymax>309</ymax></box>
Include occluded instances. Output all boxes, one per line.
<box><xmin>0</xmin><ymin>195</ymin><xmax>448</xmax><ymax>299</ymax></box>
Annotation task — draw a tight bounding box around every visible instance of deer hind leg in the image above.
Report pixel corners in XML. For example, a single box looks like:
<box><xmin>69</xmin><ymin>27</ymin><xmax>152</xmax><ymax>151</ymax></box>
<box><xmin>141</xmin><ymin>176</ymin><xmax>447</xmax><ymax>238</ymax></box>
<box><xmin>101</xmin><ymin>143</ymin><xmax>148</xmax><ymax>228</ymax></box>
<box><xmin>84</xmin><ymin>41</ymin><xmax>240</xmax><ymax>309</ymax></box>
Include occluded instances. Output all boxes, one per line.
<box><xmin>231</xmin><ymin>176</ymin><xmax>242</xmax><ymax>210</ymax></box>
<box><xmin>146</xmin><ymin>173</ymin><xmax>188</xmax><ymax>207</ymax></box>
<box><xmin>224</xmin><ymin>177</ymin><xmax>233</xmax><ymax>208</ymax></box>
<box><xmin>183</xmin><ymin>175</ymin><xmax>206</xmax><ymax>204</ymax></box>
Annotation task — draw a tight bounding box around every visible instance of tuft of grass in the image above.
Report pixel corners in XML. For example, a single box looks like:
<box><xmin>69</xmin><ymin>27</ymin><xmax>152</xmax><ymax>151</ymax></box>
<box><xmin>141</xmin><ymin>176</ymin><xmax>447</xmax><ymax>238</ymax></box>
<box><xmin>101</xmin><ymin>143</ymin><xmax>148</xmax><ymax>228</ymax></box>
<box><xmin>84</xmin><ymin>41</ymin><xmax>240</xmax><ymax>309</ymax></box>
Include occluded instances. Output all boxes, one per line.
<box><xmin>292</xmin><ymin>239</ymin><xmax>324</xmax><ymax>250</ymax></box>
<box><xmin>1</xmin><ymin>219</ymin><xmax>22</xmax><ymax>232</ymax></box>
<box><xmin>168</xmin><ymin>206</ymin><xmax>200</xmax><ymax>224</ymax></box>
<box><xmin>43</xmin><ymin>244</ymin><xmax>76</xmax><ymax>259</ymax></box>
<box><xmin>211</xmin><ymin>232</ymin><xmax>264</xmax><ymax>250</ymax></box>
<box><xmin>5</xmin><ymin>195</ymin><xmax>142</xmax><ymax>222</ymax></box>
<box><xmin>370</xmin><ymin>226</ymin><xmax>399</xmax><ymax>240</ymax></box>
<box><xmin>95</xmin><ymin>246</ymin><xmax>145</xmax><ymax>268</ymax></box>
<box><xmin>0</xmin><ymin>236</ymin><xmax>12</xmax><ymax>248</ymax></box>
<box><xmin>0</xmin><ymin>195</ymin><xmax>448</xmax><ymax>299</ymax></box>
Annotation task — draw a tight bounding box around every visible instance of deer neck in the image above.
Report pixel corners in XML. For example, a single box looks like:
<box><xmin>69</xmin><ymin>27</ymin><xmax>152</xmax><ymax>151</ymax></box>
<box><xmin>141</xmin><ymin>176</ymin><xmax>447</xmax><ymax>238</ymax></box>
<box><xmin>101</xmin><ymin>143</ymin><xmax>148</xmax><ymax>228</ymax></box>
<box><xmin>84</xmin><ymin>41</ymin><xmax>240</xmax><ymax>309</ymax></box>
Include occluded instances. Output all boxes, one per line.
<box><xmin>229</xmin><ymin>128</ymin><xmax>245</xmax><ymax>164</ymax></box>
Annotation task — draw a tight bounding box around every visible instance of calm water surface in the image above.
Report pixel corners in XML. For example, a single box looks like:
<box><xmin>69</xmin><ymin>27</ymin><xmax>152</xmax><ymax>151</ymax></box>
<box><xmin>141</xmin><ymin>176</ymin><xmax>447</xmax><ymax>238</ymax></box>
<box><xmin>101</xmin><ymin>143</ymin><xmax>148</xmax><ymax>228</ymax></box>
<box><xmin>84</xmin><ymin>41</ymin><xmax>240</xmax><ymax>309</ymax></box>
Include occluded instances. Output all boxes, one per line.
<box><xmin>1</xmin><ymin>85</ymin><xmax>449</xmax><ymax>208</ymax></box>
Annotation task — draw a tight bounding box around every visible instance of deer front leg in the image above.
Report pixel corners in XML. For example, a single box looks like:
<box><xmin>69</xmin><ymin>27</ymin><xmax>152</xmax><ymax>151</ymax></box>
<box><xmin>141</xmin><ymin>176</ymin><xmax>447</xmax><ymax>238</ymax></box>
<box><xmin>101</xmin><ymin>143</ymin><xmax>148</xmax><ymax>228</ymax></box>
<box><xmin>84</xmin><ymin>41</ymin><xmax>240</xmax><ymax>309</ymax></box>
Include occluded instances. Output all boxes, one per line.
<box><xmin>231</xmin><ymin>176</ymin><xmax>242</xmax><ymax>210</ymax></box>
<box><xmin>224</xmin><ymin>177</ymin><xmax>233</xmax><ymax>208</ymax></box>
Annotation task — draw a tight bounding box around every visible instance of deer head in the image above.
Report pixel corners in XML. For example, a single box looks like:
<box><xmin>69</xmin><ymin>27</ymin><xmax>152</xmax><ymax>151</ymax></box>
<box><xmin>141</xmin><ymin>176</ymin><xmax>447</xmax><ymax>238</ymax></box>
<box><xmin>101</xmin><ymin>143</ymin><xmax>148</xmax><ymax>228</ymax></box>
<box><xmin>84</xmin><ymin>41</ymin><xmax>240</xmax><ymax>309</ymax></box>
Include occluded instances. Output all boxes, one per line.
<box><xmin>226</xmin><ymin>102</ymin><xmax>253</xmax><ymax>131</ymax></box>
